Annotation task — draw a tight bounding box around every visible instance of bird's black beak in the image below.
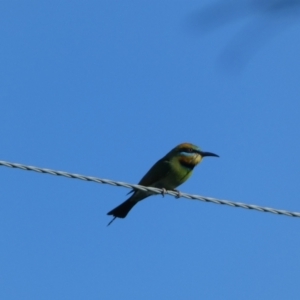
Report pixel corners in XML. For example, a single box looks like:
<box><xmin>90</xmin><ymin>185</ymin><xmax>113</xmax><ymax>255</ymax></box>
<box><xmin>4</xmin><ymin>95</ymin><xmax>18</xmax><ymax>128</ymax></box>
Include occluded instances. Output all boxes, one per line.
<box><xmin>197</xmin><ymin>151</ymin><xmax>219</xmax><ymax>158</ymax></box>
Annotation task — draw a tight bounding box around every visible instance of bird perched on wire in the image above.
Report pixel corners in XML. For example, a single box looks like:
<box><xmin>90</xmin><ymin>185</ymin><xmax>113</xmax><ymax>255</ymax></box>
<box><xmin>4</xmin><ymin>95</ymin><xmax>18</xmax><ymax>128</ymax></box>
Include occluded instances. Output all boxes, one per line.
<box><xmin>107</xmin><ymin>142</ymin><xmax>219</xmax><ymax>225</ymax></box>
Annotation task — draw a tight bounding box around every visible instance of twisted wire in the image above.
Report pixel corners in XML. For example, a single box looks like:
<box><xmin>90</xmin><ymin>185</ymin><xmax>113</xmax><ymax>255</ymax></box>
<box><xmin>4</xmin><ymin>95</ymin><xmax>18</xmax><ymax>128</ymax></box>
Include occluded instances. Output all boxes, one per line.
<box><xmin>0</xmin><ymin>160</ymin><xmax>299</xmax><ymax>218</ymax></box>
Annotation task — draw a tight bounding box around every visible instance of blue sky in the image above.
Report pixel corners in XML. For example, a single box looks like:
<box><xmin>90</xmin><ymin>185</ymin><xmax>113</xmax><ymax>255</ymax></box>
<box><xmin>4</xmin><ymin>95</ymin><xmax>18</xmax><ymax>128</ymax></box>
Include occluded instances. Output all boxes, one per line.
<box><xmin>1</xmin><ymin>1</ymin><xmax>300</xmax><ymax>299</ymax></box>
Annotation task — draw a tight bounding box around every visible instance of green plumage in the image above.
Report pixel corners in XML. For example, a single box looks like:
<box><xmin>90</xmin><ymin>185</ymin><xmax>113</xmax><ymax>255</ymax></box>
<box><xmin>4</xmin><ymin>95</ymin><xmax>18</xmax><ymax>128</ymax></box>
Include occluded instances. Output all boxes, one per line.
<box><xmin>107</xmin><ymin>143</ymin><xmax>218</xmax><ymax>225</ymax></box>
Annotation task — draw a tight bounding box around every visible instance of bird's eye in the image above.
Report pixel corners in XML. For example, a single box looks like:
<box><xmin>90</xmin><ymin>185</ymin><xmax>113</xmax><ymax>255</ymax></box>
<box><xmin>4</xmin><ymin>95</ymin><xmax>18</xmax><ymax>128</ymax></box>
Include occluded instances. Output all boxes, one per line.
<box><xmin>187</xmin><ymin>148</ymin><xmax>193</xmax><ymax>153</ymax></box>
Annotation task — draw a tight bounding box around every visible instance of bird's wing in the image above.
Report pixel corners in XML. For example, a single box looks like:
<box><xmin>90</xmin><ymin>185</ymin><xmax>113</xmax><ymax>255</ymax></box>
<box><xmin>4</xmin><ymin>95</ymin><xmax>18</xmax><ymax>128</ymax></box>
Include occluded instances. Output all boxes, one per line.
<box><xmin>126</xmin><ymin>159</ymin><xmax>171</xmax><ymax>196</ymax></box>
<box><xmin>138</xmin><ymin>158</ymin><xmax>171</xmax><ymax>187</ymax></box>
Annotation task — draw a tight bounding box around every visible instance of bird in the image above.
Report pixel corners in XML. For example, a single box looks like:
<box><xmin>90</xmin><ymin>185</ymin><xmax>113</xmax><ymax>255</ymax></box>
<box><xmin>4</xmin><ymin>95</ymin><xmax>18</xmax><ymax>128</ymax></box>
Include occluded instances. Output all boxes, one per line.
<box><xmin>107</xmin><ymin>142</ymin><xmax>219</xmax><ymax>225</ymax></box>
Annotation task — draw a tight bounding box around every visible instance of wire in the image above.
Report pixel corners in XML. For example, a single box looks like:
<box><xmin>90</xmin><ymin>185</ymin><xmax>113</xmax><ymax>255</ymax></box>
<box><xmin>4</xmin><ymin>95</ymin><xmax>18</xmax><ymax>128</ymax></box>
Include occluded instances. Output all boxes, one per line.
<box><xmin>0</xmin><ymin>160</ymin><xmax>299</xmax><ymax>218</ymax></box>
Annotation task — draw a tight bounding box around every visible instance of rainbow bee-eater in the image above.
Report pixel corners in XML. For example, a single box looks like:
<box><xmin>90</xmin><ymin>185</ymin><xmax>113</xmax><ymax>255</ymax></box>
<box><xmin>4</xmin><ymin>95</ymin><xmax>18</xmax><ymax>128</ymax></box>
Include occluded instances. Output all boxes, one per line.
<box><xmin>107</xmin><ymin>143</ymin><xmax>219</xmax><ymax>225</ymax></box>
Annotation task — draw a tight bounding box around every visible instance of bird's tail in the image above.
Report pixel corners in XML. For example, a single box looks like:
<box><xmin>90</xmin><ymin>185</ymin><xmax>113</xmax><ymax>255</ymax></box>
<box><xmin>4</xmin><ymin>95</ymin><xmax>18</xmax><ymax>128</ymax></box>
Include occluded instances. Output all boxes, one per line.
<box><xmin>107</xmin><ymin>199</ymin><xmax>137</xmax><ymax>219</ymax></box>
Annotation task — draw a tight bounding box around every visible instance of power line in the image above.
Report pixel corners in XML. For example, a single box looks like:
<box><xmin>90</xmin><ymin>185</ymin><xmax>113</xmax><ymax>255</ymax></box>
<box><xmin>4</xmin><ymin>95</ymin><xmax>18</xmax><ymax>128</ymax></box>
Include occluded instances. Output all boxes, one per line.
<box><xmin>0</xmin><ymin>159</ymin><xmax>299</xmax><ymax>218</ymax></box>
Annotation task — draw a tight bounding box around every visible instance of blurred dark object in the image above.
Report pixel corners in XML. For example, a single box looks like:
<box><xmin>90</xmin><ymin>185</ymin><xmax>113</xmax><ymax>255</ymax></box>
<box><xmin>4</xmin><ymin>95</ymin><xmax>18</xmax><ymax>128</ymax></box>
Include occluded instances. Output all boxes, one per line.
<box><xmin>189</xmin><ymin>0</ymin><xmax>300</xmax><ymax>71</ymax></box>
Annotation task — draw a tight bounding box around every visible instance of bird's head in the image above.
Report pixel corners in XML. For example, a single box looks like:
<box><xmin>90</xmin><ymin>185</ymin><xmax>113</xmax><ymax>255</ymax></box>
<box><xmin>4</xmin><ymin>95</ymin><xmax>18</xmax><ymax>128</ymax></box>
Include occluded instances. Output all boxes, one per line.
<box><xmin>167</xmin><ymin>143</ymin><xmax>219</xmax><ymax>169</ymax></box>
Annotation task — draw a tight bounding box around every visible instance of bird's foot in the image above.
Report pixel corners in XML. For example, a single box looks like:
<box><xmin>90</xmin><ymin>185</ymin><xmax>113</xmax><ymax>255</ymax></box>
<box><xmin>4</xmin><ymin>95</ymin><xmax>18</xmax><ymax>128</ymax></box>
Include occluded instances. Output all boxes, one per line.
<box><xmin>161</xmin><ymin>188</ymin><xmax>167</xmax><ymax>197</ymax></box>
<box><xmin>174</xmin><ymin>189</ymin><xmax>181</xmax><ymax>199</ymax></box>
